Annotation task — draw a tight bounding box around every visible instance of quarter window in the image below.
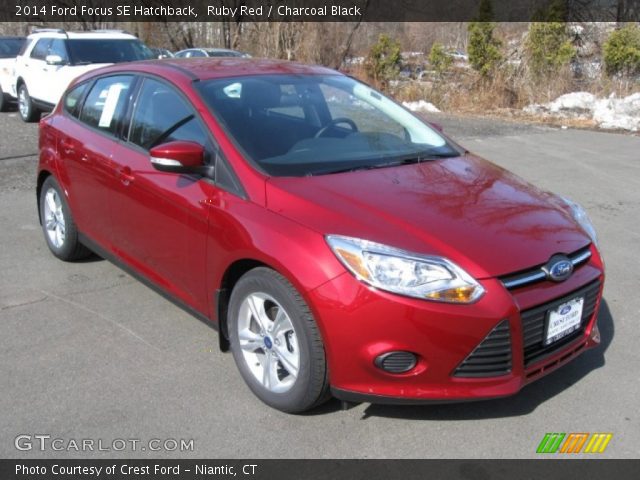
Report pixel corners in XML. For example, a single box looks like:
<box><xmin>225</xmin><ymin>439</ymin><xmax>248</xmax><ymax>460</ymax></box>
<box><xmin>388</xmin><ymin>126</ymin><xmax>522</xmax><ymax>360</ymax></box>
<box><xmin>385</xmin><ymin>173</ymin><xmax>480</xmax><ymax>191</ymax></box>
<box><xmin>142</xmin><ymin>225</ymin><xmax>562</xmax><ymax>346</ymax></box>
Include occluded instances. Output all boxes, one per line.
<box><xmin>79</xmin><ymin>75</ymin><xmax>134</xmax><ymax>135</ymax></box>
<box><xmin>63</xmin><ymin>83</ymin><xmax>89</xmax><ymax>118</ymax></box>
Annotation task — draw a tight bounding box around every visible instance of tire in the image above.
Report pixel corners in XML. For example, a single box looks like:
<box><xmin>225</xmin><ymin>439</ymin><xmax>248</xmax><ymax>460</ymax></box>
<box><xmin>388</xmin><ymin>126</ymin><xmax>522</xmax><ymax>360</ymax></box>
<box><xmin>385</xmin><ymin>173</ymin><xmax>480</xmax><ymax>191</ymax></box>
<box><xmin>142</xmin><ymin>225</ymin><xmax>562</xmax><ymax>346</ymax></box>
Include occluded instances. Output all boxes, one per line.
<box><xmin>0</xmin><ymin>88</ymin><xmax>8</xmax><ymax>112</ymax></box>
<box><xmin>18</xmin><ymin>83</ymin><xmax>39</xmax><ymax>122</ymax></box>
<box><xmin>39</xmin><ymin>176</ymin><xmax>91</xmax><ymax>261</ymax></box>
<box><xmin>228</xmin><ymin>267</ymin><xmax>329</xmax><ymax>413</ymax></box>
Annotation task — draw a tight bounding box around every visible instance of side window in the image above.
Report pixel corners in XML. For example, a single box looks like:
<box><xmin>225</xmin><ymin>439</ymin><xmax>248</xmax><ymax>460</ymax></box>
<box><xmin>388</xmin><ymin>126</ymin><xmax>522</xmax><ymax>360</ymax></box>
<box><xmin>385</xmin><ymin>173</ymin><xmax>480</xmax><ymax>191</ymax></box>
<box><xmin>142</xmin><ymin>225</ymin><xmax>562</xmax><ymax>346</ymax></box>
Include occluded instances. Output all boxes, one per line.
<box><xmin>63</xmin><ymin>82</ymin><xmax>89</xmax><ymax>118</ymax></box>
<box><xmin>188</xmin><ymin>50</ymin><xmax>206</xmax><ymax>58</ymax></box>
<box><xmin>30</xmin><ymin>39</ymin><xmax>52</xmax><ymax>60</ymax></box>
<box><xmin>79</xmin><ymin>75</ymin><xmax>134</xmax><ymax>135</ymax></box>
<box><xmin>47</xmin><ymin>39</ymin><xmax>69</xmax><ymax>63</ymax></box>
<box><xmin>129</xmin><ymin>78</ymin><xmax>211</xmax><ymax>156</ymax></box>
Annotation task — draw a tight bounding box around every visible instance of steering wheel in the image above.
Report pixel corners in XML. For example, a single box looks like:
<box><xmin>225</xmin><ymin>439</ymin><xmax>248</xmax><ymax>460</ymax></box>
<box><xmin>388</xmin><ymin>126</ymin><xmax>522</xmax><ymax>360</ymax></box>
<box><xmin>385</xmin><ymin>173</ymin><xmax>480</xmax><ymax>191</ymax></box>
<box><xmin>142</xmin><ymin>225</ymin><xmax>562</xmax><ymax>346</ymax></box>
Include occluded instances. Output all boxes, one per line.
<box><xmin>314</xmin><ymin>117</ymin><xmax>358</xmax><ymax>138</ymax></box>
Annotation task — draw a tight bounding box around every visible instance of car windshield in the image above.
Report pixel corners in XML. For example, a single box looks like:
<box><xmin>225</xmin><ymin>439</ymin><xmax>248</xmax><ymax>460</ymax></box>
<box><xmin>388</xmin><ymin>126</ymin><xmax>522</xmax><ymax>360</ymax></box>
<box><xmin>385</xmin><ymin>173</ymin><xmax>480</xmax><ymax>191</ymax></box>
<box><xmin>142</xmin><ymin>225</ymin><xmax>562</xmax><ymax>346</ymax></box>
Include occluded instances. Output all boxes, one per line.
<box><xmin>196</xmin><ymin>74</ymin><xmax>459</xmax><ymax>177</ymax></box>
<box><xmin>0</xmin><ymin>38</ymin><xmax>24</xmax><ymax>58</ymax></box>
<box><xmin>66</xmin><ymin>39</ymin><xmax>154</xmax><ymax>65</ymax></box>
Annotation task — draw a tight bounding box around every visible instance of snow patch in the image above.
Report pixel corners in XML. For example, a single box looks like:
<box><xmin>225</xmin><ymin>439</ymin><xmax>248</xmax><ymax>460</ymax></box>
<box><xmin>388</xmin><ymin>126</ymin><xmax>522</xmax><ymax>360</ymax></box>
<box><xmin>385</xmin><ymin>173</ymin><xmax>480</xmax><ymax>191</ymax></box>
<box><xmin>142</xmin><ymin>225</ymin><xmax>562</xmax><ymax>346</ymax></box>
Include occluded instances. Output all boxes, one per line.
<box><xmin>403</xmin><ymin>100</ymin><xmax>441</xmax><ymax>113</ymax></box>
<box><xmin>524</xmin><ymin>92</ymin><xmax>640</xmax><ymax>131</ymax></box>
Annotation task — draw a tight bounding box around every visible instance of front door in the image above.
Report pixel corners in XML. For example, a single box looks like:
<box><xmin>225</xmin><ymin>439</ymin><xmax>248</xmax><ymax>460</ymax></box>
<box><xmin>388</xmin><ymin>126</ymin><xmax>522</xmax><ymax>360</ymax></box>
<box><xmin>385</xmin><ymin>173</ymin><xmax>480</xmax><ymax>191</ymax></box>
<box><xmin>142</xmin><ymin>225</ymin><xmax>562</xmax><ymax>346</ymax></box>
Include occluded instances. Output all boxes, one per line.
<box><xmin>109</xmin><ymin>77</ymin><xmax>215</xmax><ymax>314</ymax></box>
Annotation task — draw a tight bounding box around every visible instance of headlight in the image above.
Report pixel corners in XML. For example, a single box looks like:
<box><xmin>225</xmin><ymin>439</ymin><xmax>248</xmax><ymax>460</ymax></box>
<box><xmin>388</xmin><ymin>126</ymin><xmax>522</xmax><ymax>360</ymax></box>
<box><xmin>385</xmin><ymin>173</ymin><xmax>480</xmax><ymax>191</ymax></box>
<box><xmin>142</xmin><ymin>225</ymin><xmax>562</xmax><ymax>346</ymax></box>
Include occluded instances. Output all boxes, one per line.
<box><xmin>560</xmin><ymin>197</ymin><xmax>598</xmax><ymax>246</ymax></box>
<box><xmin>325</xmin><ymin>235</ymin><xmax>485</xmax><ymax>303</ymax></box>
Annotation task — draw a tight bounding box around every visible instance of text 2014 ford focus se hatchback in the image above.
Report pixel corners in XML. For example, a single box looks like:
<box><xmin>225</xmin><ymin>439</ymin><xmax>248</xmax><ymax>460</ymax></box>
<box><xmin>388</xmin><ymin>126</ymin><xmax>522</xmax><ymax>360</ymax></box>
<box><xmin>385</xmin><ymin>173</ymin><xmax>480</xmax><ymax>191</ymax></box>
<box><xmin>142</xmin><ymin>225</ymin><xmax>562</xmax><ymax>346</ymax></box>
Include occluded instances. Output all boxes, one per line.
<box><xmin>37</xmin><ymin>59</ymin><xmax>604</xmax><ymax>412</ymax></box>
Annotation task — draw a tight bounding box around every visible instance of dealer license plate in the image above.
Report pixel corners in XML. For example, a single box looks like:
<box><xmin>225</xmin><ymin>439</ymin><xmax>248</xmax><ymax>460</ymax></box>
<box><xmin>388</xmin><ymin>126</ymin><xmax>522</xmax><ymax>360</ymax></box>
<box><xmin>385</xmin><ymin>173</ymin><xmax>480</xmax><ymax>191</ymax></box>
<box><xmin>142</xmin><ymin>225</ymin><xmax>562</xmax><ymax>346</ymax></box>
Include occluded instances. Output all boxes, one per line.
<box><xmin>544</xmin><ymin>297</ymin><xmax>584</xmax><ymax>345</ymax></box>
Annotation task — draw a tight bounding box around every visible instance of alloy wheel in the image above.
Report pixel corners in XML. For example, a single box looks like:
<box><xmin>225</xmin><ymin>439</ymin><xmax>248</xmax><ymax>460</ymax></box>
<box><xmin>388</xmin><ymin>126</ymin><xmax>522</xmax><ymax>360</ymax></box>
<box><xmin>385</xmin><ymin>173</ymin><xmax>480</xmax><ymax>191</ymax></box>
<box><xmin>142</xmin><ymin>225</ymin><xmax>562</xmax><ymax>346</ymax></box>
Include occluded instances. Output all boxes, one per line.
<box><xmin>237</xmin><ymin>292</ymin><xmax>300</xmax><ymax>393</ymax></box>
<box><xmin>43</xmin><ymin>188</ymin><xmax>66</xmax><ymax>249</ymax></box>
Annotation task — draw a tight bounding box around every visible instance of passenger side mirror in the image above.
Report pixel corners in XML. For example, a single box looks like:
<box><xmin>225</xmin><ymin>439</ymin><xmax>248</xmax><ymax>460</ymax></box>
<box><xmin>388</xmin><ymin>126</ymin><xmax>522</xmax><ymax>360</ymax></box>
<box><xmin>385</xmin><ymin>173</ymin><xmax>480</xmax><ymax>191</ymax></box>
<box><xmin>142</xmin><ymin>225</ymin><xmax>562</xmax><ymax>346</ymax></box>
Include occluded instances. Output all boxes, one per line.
<box><xmin>45</xmin><ymin>54</ymin><xmax>65</xmax><ymax>66</ymax></box>
<box><xmin>150</xmin><ymin>141</ymin><xmax>212</xmax><ymax>176</ymax></box>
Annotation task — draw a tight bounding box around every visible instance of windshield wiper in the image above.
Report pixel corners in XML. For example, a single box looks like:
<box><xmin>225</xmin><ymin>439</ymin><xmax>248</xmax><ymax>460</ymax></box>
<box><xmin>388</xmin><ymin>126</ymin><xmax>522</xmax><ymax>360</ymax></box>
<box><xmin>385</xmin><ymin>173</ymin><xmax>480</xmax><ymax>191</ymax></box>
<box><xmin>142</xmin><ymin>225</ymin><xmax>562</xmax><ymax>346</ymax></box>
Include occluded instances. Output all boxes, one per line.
<box><xmin>308</xmin><ymin>152</ymin><xmax>456</xmax><ymax>176</ymax></box>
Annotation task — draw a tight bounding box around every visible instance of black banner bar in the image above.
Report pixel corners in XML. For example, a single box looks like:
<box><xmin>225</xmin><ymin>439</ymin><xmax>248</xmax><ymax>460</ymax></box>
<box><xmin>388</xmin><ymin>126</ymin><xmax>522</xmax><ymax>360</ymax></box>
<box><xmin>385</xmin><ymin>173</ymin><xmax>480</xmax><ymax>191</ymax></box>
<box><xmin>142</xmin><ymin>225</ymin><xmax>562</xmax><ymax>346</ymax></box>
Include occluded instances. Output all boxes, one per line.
<box><xmin>1</xmin><ymin>459</ymin><xmax>640</xmax><ymax>480</ymax></box>
<box><xmin>2</xmin><ymin>0</ymin><xmax>640</xmax><ymax>22</ymax></box>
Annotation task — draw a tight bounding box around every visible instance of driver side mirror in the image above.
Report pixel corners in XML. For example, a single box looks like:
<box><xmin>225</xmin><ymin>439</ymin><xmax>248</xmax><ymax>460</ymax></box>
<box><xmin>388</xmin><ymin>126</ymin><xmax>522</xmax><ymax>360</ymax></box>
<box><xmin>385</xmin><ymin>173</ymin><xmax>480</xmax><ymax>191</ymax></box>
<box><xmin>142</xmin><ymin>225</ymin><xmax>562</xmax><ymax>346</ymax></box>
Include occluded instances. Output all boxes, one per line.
<box><xmin>150</xmin><ymin>141</ymin><xmax>212</xmax><ymax>177</ymax></box>
<box><xmin>45</xmin><ymin>54</ymin><xmax>65</xmax><ymax>66</ymax></box>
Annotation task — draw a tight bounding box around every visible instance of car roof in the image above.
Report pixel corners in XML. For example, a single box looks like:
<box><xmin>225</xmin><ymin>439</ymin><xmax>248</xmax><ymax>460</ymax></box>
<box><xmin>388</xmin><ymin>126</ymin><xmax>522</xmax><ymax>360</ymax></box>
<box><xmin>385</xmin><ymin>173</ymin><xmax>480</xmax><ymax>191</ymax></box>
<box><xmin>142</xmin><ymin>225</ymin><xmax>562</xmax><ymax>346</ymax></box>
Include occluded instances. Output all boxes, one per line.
<box><xmin>79</xmin><ymin>58</ymin><xmax>339</xmax><ymax>83</ymax></box>
<box><xmin>27</xmin><ymin>31</ymin><xmax>137</xmax><ymax>40</ymax></box>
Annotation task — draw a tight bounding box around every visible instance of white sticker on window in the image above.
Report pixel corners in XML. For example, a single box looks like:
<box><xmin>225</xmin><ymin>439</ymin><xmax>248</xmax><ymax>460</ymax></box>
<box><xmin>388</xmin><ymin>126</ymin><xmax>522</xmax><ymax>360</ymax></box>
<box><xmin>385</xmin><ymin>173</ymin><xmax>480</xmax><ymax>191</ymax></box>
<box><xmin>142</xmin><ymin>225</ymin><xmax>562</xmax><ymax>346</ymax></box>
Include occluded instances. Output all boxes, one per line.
<box><xmin>98</xmin><ymin>83</ymin><xmax>126</xmax><ymax>128</ymax></box>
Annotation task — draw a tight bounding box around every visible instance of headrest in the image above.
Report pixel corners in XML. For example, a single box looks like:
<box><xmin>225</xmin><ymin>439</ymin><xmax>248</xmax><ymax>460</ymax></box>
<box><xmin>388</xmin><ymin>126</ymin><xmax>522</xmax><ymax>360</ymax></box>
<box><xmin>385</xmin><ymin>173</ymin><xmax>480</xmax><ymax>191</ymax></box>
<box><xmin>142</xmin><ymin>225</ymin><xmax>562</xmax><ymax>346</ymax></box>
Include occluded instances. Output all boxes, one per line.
<box><xmin>242</xmin><ymin>80</ymin><xmax>282</xmax><ymax>110</ymax></box>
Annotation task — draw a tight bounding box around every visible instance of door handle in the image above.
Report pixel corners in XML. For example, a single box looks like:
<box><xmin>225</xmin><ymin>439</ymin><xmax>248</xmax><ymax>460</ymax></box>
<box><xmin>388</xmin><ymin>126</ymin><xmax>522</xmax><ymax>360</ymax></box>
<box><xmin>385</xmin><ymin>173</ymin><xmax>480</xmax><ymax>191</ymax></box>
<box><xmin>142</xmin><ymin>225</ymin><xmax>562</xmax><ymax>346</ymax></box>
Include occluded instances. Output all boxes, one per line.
<box><xmin>118</xmin><ymin>166</ymin><xmax>135</xmax><ymax>186</ymax></box>
<box><xmin>59</xmin><ymin>139</ymin><xmax>75</xmax><ymax>156</ymax></box>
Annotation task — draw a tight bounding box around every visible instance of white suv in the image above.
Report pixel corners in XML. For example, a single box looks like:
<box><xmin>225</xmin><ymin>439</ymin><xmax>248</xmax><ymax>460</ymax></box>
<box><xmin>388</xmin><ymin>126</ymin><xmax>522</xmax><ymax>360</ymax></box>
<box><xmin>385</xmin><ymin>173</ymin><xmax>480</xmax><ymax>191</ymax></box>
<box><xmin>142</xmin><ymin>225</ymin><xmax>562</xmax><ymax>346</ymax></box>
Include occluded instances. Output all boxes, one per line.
<box><xmin>13</xmin><ymin>29</ymin><xmax>153</xmax><ymax>122</ymax></box>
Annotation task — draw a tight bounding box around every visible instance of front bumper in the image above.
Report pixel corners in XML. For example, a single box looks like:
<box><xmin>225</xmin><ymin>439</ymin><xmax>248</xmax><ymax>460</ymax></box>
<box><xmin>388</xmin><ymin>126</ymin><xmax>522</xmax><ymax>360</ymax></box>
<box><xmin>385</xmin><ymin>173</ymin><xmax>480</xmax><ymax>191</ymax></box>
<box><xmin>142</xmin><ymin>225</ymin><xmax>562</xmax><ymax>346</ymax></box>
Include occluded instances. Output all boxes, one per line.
<box><xmin>310</xmin><ymin>247</ymin><xmax>604</xmax><ymax>404</ymax></box>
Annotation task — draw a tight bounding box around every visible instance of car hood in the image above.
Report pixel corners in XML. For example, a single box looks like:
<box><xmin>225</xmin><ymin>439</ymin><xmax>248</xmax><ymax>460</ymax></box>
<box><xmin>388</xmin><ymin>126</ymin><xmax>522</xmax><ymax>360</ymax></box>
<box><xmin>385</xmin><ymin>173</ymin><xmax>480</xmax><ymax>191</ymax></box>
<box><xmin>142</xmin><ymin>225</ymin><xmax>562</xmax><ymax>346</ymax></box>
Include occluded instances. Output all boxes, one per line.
<box><xmin>265</xmin><ymin>154</ymin><xmax>591</xmax><ymax>279</ymax></box>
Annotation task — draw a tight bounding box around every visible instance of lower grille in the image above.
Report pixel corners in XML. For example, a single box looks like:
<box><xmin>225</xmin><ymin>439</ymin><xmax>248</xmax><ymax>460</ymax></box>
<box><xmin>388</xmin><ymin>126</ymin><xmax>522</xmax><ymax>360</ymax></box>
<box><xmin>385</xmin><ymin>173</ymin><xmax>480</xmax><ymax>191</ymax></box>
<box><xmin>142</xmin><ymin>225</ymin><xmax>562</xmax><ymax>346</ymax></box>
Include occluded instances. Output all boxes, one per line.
<box><xmin>454</xmin><ymin>320</ymin><xmax>512</xmax><ymax>377</ymax></box>
<box><xmin>522</xmin><ymin>279</ymin><xmax>601</xmax><ymax>366</ymax></box>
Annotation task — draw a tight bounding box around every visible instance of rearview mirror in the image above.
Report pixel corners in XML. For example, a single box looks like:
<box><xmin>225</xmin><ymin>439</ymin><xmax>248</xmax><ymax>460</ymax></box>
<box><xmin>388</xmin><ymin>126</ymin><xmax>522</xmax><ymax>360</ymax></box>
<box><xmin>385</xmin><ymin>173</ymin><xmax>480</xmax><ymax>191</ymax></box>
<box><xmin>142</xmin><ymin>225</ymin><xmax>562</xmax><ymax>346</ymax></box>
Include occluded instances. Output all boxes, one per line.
<box><xmin>45</xmin><ymin>54</ymin><xmax>65</xmax><ymax>66</ymax></box>
<box><xmin>150</xmin><ymin>141</ymin><xmax>212</xmax><ymax>176</ymax></box>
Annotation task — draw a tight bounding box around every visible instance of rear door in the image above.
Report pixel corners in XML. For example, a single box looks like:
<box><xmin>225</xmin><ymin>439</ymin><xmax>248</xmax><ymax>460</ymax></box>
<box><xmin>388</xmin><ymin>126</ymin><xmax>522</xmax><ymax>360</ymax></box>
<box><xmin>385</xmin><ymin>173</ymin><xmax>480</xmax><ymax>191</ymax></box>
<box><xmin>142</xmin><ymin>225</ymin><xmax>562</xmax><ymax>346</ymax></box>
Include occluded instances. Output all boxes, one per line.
<box><xmin>108</xmin><ymin>77</ymin><xmax>216</xmax><ymax>313</ymax></box>
<box><xmin>61</xmin><ymin>74</ymin><xmax>135</xmax><ymax>249</ymax></box>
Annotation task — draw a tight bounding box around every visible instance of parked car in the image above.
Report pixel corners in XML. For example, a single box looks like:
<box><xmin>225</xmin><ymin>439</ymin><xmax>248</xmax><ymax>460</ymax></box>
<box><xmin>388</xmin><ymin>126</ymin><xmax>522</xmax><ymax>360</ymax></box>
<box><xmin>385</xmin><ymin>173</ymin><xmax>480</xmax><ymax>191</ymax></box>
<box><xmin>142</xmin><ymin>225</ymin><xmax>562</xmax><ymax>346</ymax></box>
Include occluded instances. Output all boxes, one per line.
<box><xmin>0</xmin><ymin>36</ymin><xmax>25</xmax><ymax>111</ymax></box>
<box><xmin>13</xmin><ymin>29</ymin><xmax>153</xmax><ymax>122</ymax></box>
<box><xmin>174</xmin><ymin>48</ymin><xmax>250</xmax><ymax>58</ymax></box>
<box><xmin>37</xmin><ymin>58</ymin><xmax>604</xmax><ymax>413</ymax></box>
<box><xmin>150</xmin><ymin>47</ymin><xmax>174</xmax><ymax>59</ymax></box>
<box><xmin>447</xmin><ymin>49</ymin><xmax>469</xmax><ymax>62</ymax></box>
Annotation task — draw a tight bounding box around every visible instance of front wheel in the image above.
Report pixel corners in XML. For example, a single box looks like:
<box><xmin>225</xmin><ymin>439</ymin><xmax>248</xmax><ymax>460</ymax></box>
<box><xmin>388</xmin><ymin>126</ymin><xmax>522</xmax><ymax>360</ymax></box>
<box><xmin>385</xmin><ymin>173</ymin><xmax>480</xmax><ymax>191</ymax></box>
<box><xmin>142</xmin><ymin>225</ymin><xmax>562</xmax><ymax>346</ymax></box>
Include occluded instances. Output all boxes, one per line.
<box><xmin>18</xmin><ymin>84</ymin><xmax>39</xmax><ymax>122</ymax></box>
<box><xmin>228</xmin><ymin>267</ymin><xmax>329</xmax><ymax>413</ymax></box>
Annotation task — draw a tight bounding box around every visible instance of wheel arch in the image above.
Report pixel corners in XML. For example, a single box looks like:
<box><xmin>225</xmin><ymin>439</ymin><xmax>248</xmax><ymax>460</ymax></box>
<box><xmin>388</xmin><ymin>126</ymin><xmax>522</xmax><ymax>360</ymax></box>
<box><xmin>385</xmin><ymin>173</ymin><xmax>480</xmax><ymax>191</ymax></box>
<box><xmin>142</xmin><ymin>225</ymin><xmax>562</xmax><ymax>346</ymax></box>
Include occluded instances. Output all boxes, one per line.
<box><xmin>36</xmin><ymin>170</ymin><xmax>53</xmax><ymax>224</ymax></box>
<box><xmin>215</xmin><ymin>258</ymin><xmax>268</xmax><ymax>352</ymax></box>
<box><xmin>215</xmin><ymin>255</ymin><xmax>326</xmax><ymax>353</ymax></box>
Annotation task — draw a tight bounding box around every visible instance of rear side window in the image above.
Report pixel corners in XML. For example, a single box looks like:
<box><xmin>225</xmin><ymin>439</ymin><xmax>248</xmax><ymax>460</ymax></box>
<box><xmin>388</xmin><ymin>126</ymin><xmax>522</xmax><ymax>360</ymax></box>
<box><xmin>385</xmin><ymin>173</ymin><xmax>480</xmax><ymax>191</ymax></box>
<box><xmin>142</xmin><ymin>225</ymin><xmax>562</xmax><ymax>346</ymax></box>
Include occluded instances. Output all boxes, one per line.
<box><xmin>63</xmin><ymin>83</ymin><xmax>89</xmax><ymax>118</ymax></box>
<box><xmin>30</xmin><ymin>39</ymin><xmax>52</xmax><ymax>60</ymax></box>
<box><xmin>129</xmin><ymin>78</ymin><xmax>210</xmax><ymax>153</ymax></box>
<box><xmin>79</xmin><ymin>75</ymin><xmax>134</xmax><ymax>136</ymax></box>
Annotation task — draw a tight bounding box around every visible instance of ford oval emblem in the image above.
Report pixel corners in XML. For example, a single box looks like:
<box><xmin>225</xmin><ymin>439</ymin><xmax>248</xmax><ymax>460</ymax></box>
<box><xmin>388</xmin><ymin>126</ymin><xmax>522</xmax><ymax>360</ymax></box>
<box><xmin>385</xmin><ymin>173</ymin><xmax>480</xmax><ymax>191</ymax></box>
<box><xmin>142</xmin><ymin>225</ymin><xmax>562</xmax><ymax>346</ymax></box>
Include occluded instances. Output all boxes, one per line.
<box><xmin>543</xmin><ymin>255</ymin><xmax>574</xmax><ymax>282</ymax></box>
<box><xmin>560</xmin><ymin>305</ymin><xmax>572</xmax><ymax>315</ymax></box>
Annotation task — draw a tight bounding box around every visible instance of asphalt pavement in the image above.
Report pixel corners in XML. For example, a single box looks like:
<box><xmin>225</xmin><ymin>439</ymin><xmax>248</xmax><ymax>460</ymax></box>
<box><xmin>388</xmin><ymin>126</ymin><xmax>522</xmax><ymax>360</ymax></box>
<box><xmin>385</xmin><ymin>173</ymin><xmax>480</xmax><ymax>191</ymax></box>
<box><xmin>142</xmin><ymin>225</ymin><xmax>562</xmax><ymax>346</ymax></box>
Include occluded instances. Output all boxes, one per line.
<box><xmin>1</xmin><ymin>109</ymin><xmax>638</xmax><ymax>458</ymax></box>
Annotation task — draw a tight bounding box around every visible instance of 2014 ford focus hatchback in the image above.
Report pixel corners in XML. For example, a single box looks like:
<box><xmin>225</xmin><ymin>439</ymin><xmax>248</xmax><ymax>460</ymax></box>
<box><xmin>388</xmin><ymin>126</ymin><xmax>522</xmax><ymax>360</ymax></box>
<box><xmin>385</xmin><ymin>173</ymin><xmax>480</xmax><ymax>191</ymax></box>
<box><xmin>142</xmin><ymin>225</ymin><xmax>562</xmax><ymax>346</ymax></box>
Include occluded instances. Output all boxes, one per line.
<box><xmin>37</xmin><ymin>59</ymin><xmax>604</xmax><ymax>413</ymax></box>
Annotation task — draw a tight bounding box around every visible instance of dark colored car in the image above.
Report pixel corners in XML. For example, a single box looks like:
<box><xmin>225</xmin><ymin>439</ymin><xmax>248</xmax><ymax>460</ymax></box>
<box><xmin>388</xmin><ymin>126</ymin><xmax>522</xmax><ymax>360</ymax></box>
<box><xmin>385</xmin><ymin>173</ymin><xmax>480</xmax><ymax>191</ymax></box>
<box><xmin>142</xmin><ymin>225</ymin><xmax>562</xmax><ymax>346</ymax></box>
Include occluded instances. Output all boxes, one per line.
<box><xmin>0</xmin><ymin>36</ymin><xmax>25</xmax><ymax>111</ymax></box>
<box><xmin>37</xmin><ymin>58</ymin><xmax>604</xmax><ymax>413</ymax></box>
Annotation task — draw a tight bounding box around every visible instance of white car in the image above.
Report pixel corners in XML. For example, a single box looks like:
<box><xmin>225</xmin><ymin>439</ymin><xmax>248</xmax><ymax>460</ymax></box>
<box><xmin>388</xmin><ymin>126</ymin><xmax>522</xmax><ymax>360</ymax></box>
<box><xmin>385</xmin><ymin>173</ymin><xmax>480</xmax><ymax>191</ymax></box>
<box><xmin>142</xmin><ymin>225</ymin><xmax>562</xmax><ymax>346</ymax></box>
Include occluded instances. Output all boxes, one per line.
<box><xmin>0</xmin><ymin>36</ymin><xmax>25</xmax><ymax>112</ymax></box>
<box><xmin>13</xmin><ymin>29</ymin><xmax>154</xmax><ymax>122</ymax></box>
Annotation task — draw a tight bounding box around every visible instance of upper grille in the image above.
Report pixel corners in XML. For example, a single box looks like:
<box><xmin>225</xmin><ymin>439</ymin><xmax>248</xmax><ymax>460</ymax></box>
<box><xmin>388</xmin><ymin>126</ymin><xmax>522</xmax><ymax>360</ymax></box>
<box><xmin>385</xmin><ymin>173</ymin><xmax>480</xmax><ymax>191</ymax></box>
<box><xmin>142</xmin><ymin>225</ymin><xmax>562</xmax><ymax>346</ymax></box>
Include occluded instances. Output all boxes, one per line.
<box><xmin>454</xmin><ymin>320</ymin><xmax>512</xmax><ymax>377</ymax></box>
<box><xmin>522</xmin><ymin>279</ymin><xmax>601</xmax><ymax>366</ymax></box>
<box><xmin>500</xmin><ymin>246</ymin><xmax>592</xmax><ymax>290</ymax></box>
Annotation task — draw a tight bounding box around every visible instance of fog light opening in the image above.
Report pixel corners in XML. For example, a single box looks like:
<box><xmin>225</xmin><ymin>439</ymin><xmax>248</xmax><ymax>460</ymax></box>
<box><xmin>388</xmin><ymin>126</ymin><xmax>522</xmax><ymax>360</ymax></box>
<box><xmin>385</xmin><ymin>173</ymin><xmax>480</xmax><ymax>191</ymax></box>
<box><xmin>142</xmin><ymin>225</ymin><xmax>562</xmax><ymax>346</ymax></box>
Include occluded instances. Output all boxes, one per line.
<box><xmin>374</xmin><ymin>351</ymin><xmax>418</xmax><ymax>374</ymax></box>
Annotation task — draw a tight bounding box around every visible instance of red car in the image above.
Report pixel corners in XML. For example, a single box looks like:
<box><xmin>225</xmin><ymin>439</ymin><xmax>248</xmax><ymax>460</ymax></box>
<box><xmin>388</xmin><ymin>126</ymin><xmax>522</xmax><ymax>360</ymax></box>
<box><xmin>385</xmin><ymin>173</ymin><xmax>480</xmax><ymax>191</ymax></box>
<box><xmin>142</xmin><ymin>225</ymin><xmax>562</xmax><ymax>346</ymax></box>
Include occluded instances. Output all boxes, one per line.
<box><xmin>37</xmin><ymin>59</ymin><xmax>604</xmax><ymax>413</ymax></box>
